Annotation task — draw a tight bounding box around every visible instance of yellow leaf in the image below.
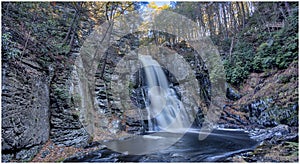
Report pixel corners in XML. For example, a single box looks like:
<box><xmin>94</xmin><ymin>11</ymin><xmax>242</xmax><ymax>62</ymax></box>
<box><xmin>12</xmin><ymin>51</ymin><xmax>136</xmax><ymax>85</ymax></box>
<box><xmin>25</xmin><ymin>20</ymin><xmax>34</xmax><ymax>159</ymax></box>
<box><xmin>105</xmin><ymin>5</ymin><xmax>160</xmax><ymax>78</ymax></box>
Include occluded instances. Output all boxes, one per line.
<box><xmin>148</xmin><ymin>2</ymin><xmax>158</xmax><ymax>9</ymax></box>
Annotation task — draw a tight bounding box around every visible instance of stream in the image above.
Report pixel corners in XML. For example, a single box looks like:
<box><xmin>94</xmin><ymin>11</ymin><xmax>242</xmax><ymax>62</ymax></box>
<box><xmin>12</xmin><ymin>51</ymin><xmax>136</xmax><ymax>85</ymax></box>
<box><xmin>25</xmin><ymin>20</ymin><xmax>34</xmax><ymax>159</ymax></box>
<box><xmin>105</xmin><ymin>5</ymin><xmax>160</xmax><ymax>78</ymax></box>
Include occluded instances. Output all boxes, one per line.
<box><xmin>65</xmin><ymin>128</ymin><xmax>258</xmax><ymax>162</ymax></box>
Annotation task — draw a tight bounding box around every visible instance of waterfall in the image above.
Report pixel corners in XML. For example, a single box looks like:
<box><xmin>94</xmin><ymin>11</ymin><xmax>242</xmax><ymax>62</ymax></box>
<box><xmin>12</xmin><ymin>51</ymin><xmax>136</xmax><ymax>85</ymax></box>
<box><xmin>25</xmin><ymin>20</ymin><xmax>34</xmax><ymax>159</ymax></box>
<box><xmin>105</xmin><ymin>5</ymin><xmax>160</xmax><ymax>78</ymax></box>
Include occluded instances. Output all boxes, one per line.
<box><xmin>139</xmin><ymin>55</ymin><xmax>192</xmax><ymax>133</ymax></box>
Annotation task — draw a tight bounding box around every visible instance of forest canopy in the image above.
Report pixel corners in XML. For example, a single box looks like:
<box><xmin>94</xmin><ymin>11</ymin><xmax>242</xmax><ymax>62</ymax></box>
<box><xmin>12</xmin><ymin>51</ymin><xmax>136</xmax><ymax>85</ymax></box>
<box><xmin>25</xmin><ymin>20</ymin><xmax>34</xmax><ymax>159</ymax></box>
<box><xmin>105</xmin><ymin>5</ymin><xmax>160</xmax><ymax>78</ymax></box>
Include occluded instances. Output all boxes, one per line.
<box><xmin>2</xmin><ymin>1</ymin><xmax>298</xmax><ymax>85</ymax></box>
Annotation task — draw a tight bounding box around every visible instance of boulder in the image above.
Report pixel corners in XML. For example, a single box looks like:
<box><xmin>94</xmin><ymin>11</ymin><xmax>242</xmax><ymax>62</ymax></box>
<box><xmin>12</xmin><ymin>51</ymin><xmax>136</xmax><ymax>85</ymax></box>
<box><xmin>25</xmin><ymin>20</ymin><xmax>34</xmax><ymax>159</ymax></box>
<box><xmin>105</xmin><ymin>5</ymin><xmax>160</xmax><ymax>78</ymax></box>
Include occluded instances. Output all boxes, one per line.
<box><xmin>226</xmin><ymin>83</ymin><xmax>242</xmax><ymax>101</ymax></box>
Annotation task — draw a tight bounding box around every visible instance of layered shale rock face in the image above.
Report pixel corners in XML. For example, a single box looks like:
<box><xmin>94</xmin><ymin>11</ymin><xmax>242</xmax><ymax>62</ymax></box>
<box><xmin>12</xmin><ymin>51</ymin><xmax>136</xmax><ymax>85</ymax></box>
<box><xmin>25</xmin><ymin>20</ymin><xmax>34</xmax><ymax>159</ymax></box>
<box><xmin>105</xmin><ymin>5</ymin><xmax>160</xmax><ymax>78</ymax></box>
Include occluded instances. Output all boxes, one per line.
<box><xmin>219</xmin><ymin>61</ymin><xmax>298</xmax><ymax>129</ymax></box>
<box><xmin>1</xmin><ymin>3</ymin><xmax>96</xmax><ymax>161</ymax></box>
<box><xmin>2</xmin><ymin>61</ymin><xmax>50</xmax><ymax>161</ymax></box>
<box><xmin>240</xmin><ymin>61</ymin><xmax>298</xmax><ymax>128</ymax></box>
<box><xmin>49</xmin><ymin>54</ymin><xmax>91</xmax><ymax>147</ymax></box>
<box><xmin>1</xmin><ymin>54</ymin><xmax>92</xmax><ymax>162</ymax></box>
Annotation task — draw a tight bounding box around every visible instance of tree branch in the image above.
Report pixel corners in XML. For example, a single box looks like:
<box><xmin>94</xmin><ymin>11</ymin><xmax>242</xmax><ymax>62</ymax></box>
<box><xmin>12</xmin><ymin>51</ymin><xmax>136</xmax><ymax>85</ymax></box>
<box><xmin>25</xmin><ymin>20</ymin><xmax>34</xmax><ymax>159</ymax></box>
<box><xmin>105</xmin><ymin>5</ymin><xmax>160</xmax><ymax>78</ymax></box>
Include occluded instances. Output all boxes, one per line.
<box><xmin>229</xmin><ymin>37</ymin><xmax>234</xmax><ymax>59</ymax></box>
<box><xmin>21</xmin><ymin>31</ymin><xmax>31</xmax><ymax>57</ymax></box>
<box><xmin>63</xmin><ymin>10</ymin><xmax>79</xmax><ymax>44</ymax></box>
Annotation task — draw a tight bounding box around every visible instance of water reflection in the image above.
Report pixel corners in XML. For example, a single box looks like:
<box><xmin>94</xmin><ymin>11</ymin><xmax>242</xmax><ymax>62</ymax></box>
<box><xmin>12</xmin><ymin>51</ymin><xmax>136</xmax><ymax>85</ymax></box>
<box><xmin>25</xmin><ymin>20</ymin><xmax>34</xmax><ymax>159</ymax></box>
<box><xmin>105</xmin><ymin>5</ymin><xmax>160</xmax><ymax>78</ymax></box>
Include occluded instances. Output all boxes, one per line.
<box><xmin>66</xmin><ymin>129</ymin><xmax>258</xmax><ymax>162</ymax></box>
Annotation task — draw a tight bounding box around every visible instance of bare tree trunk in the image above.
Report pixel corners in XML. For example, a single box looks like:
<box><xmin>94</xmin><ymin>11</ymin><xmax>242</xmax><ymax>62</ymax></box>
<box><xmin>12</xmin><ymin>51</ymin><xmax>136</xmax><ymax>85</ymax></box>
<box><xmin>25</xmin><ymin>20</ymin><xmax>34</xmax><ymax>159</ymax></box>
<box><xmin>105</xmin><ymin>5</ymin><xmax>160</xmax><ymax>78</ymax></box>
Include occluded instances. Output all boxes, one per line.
<box><xmin>248</xmin><ymin>2</ymin><xmax>254</xmax><ymax>16</ymax></box>
<box><xmin>100</xmin><ymin>3</ymin><xmax>115</xmax><ymax>79</ymax></box>
<box><xmin>236</xmin><ymin>2</ymin><xmax>242</xmax><ymax>29</ymax></box>
<box><xmin>241</xmin><ymin>2</ymin><xmax>246</xmax><ymax>28</ymax></box>
<box><xmin>100</xmin><ymin>22</ymin><xmax>114</xmax><ymax>79</ymax></box>
<box><xmin>244</xmin><ymin>2</ymin><xmax>250</xmax><ymax>18</ymax></box>
<box><xmin>207</xmin><ymin>4</ymin><xmax>215</xmax><ymax>36</ymax></box>
<box><xmin>222</xmin><ymin>3</ymin><xmax>229</xmax><ymax>39</ymax></box>
<box><xmin>63</xmin><ymin>11</ymin><xmax>79</xmax><ymax>44</ymax></box>
<box><xmin>216</xmin><ymin>3</ymin><xmax>222</xmax><ymax>36</ymax></box>
<box><xmin>196</xmin><ymin>3</ymin><xmax>206</xmax><ymax>35</ymax></box>
<box><xmin>229</xmin><ymin>2</ymin><xmax>238</xmax><ymax>33</ymax></box>
<box><xmin>21</xmin><ymin>31</ymin><xmax>31</xmax><ymax>57</ymax></box>
<box><xmin>69</xmin><ymin>23</ymin><xmax>77</xmax><ymax>48</ymax></box>
<box><xmin>229</xmin><ymin>37</ymin><xmax>234</xmax><ymax>59</ymax></box>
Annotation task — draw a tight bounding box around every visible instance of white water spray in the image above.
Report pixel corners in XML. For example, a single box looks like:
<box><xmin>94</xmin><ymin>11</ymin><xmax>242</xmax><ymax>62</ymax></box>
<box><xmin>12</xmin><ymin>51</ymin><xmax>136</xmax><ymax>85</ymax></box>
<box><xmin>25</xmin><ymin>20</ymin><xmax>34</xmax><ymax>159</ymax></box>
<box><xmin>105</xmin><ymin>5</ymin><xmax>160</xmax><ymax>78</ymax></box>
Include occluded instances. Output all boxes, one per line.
<box><xmin>139</xmin><ymin>55</ymin><xmax>192</xmax><ymax>132</ymax></box>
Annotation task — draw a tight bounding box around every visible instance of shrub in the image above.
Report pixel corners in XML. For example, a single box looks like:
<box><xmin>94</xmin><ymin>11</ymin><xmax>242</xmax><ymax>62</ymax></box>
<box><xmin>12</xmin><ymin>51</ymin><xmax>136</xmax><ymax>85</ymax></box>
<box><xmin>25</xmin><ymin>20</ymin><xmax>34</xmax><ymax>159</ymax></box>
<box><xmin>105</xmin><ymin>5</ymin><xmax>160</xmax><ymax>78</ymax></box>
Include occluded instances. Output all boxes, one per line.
<box><xmin>223</xmin><ymin>7</ymin><xmax>298</xmax><ymax>86</ymax></box>
<box><xmin>2</xmin><ymin>32</ymin><xmax>22</xmax><ymax>60</ymax></box>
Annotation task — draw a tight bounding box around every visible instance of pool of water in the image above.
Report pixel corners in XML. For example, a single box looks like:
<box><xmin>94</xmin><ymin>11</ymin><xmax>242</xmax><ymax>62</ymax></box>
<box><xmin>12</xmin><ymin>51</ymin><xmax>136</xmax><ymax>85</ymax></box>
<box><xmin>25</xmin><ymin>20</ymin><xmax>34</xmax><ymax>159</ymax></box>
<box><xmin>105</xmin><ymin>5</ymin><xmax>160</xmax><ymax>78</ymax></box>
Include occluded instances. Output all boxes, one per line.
<box><xmin>65</xmin><ymin>129</ymin><xmax>258</xmax><ymax>162</ymax></box>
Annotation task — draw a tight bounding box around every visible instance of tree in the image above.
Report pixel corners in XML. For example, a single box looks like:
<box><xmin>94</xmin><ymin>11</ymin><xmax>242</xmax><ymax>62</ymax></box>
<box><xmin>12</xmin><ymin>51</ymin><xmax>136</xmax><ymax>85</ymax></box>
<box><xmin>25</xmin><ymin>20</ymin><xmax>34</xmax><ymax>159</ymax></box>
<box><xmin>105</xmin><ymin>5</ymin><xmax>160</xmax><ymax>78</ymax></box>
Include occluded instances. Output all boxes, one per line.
<box><xmin>222</xmin><ymin>3</ymin><xmax>229</xmax><ymax>39</ymax></box>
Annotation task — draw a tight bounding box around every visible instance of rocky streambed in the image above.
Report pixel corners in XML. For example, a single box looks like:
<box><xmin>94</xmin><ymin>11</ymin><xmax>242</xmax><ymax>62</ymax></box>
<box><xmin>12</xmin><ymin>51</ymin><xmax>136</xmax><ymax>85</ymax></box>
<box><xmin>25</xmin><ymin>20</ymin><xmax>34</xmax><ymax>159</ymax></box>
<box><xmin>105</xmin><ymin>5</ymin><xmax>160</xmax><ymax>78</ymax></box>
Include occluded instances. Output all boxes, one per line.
<box><xmin>228</xmin><ymin>124</ymin><xmax>298</xmax><ymax>162</ymax></box>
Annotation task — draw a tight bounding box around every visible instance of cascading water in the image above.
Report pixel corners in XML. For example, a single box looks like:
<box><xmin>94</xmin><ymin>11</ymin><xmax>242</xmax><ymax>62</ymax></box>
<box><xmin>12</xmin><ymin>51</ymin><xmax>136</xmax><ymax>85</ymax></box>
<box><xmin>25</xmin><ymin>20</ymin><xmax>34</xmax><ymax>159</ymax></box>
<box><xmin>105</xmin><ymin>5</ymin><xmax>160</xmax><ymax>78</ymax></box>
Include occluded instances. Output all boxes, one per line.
<box><xmin>139</xmin><ymin>55</ymin><xmax>192</xmax><ymax>132</ymax></box>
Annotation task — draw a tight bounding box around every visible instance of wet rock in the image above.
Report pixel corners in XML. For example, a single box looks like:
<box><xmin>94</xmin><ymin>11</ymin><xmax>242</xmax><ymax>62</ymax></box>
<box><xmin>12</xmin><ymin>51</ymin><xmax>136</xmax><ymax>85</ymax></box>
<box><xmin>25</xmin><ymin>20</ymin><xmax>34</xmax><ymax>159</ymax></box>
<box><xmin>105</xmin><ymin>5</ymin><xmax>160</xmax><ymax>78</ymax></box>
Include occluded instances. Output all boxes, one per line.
<box><xmin>228</xmin><ymin>155</ymin><xmax>247</xmax><ymax>162</ymax></box>
<box><xmin>131</xmin><ymin>68</ymin><xmax>147</xmax><ymax>88</ymax></box>
<box><xmin>109</xmin><ymin>119</ymin><xmax>122</xmax><ymax>134</ymax></box>
<box><xmin>126</xmin><ymin>117</ymin><xmax>145</xmax><ymax>134</ymax></box>
<box><xmin>48</xmin><ymin>143</ymin><xmax>55</xmax><ymax>150</ymax></box>
<box><xmin>249</xmin><ymin>99</ymin><xmax>269</xmax><ymax>118</ymax></box>
<box><xmin>191</xmin><ymin>109</ymin><xmax>205</xmax><ymax>128</ymax></box>
<box><xmin>262</xmin><ymin>141</ymin><xmax>298</xmax><ymax>162</ymax></box>
<box><xmin>1</xmin><ymin>153</ymin><xmax>13</xmax><ymax>162</ymax></box>
<box><xmin>226</xmin><ymin>126</ymin><xmax>298</xmax><ymax>163</ymax></box>
<box><xmin>244</xmin><ymin>98</ymin><xmax>298</xmax><ymax>127</ymax></box>
<box><xmin>250</xmin><ymin>124</ymin><xmax>293</xmax><ymax>143</ymax></box>
<box><xmin>84</xmin><ymin>141</ymin><xmax>104</xmax><ymax>149</ymax></box>
<box><xmin>131</xmin><ymin>87</ymin><xmax>148</xmax><ymax>109</ymax></box>
<box><xmin>15</xmin><ymin>145</ymin><xmax>41</xmax><ymax>161</ymax></box>
<box><xmin>236</xmin><ymin>140</ymin><xmax>299</xmax><ymax>162</ymax></box>
<box><xmin>226</xmin><ymin>84</ymin><xmax>242</xmax><ymax>101</ymax></box>
<box><xmin>41</xmin><ymin>150</ymin><xmax>50</xmax><ymax>158</ymax></box>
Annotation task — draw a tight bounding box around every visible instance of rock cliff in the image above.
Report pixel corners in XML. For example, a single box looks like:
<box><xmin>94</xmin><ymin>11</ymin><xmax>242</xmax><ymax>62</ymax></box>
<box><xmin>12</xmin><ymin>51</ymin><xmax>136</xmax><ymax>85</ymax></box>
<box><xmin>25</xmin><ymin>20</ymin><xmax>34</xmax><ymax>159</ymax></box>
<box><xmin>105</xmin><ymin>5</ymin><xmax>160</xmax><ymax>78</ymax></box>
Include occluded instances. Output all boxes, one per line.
<box><xmin>2</xmin><ymin>60</ymin><xmax>50</xmax><ymax>161</ymax></box>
